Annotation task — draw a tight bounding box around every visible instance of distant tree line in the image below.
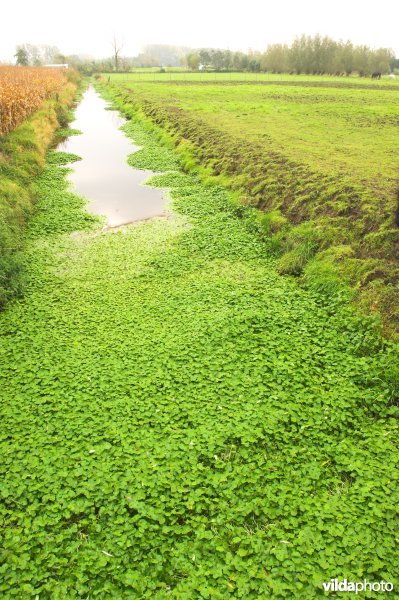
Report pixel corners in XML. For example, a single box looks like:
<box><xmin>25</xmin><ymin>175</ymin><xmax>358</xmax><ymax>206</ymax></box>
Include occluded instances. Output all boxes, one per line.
<box><xmin>13</xmin><ymin>39</ymin><xmax>397</xmax><ymax>76</ymax></box>
<box><xmin>185</xmin><ymin>49</ymin><xmax>262</xmax><ymax>72</ymax></box>
<box><xmin>138</xmin><ymin>45</ymin><xmax>191</xmax><ymax>67</ymax></box>
<box><xmin>185</xmin><ymin>36</ymin><xmax>396</xmax><ymax>75</ymax></box>
<box><xmin>107</xmin><ymin>44</ymin><xmax>191</xmax><ymax>71</ymax></box>
<box><xmin>13</xmin><ymin>43</ymin><xmax>192</xmax><ymax>74</ymax></box>
<box><xmin>14</xmin><ymin>44</ymin><xmax>65</xmax><ymax>66</ymax></box>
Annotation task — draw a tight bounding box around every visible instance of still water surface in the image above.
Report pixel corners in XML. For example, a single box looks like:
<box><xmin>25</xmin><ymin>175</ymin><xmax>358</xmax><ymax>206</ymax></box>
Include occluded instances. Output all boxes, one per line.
<box><xmin>59</xmin><ymin>86</ymin><xmax>167</xmax><ymax>227</ymax></box>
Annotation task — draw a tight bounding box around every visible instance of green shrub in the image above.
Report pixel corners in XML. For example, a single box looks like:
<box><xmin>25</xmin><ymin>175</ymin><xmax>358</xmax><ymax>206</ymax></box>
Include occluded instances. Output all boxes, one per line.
<box><xmin>54</xmin><ymin>103</ymin><xmax>72</xmax><ymax>128</ymax></box>
<box><xmin>258</xmin><ymin>210</ymin><xmax>288</xmax><ymax>236</ymax></box>
<box><xmin>276</xmin><ymin>222</ymin><xmax>323</xmax><ymax>275</ymax></box>
<box><xmin>277</xmin><ymin>242</ymin><xmax>316</xmax><ymax>275</ymax></box>
<box><xmin>303</xmin><ymin>247</ymin><xmax>351</xmax><ymax>298</ymax></box>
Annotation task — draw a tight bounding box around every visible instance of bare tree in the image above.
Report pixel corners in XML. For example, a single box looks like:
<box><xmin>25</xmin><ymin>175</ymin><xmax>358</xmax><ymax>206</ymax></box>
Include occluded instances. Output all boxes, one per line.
<box><xmin>111</xmin><ymin>34</ymin><xmax>124</xmax><ymax>71</ymax></box>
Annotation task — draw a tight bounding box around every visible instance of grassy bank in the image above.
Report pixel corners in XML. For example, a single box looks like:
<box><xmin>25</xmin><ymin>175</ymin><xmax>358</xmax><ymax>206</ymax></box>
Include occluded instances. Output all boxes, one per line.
<box><xmin>0</xmin><ymin>88</ymin><xmax>399</xmax><ymax>598</ymax></box>
<box><xmin>101</xmin><ymin>77</ymin><xmax>399</xmax><ymax>337</ymax></box>
<box><xmin>0</xmin><ymin>73</ymin><xmax>80</xmax><ymax>307</ymax></box>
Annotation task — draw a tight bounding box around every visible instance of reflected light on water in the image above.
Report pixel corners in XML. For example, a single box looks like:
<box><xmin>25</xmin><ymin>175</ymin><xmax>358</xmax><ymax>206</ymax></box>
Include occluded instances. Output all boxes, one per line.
<box><xmin>58</xmin><ymin>86</ymin><xmax>167</xmax><ymax>226</ymax></box>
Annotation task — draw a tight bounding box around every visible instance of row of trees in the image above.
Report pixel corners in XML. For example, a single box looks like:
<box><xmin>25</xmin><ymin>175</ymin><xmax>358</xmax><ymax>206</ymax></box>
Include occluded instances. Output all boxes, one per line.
<box><xmin>107</xmin><ymin>45</ymin><xmax>191</xmax><ymax>71</ymax></box>
<box><xmin>14</xmin><ymin>38</ymin><xmax>397</xmax><ymax>76</ymax></box>
<box><xmin>185</xmin><ymin>36</ymin><xmax>395</xmax><ymax>75</ymax></box>
<box><xmin>14</xmin><ymin>44</ymin><xmax>66</xmax><ymax>66</ymax></box>
<box><xmin>185</xmin><ymin>49</ymin><xmax>262</xmax><ymax>72</ymax></box>
<box><xmin>14</xmin><ymin>43</ymin><xmax>191</xmax><ymax>73</ymax></box>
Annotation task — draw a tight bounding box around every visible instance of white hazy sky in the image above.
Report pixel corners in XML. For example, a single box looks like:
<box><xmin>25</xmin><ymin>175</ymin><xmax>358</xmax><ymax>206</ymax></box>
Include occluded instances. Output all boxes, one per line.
<box><xmin>3</xmin><ymin>0</ymin><xmax>399</xmax><ymax>61</ymax></box>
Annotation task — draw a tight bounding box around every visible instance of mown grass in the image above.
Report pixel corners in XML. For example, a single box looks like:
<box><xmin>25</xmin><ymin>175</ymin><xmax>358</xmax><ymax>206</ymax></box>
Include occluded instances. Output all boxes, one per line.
<box><xmin>108</xmin><ymin>71</ymin><xmax>399</xmax><ymax>86</ymax></box>
<box><xmin>0</xmin><ymin>79</ymin><xmax>79</xmax><ymax>308</ymax></box>
<box><xmin>102</xmin><ymin>77</ymin><xmax>399</xmax><ymax>336</ymax></box>
<box><xmin>0</xmin><ymin>93</ymin><xmax>399</xmax><ymax>598</ymax></box>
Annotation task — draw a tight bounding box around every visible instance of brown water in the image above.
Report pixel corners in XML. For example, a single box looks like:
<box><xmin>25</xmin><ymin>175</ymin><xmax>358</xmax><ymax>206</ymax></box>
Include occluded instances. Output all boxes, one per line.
<box><xmin>58</xmin><ymin>86</ymin><xmax>167</xmax><ymax>227</ymax></box>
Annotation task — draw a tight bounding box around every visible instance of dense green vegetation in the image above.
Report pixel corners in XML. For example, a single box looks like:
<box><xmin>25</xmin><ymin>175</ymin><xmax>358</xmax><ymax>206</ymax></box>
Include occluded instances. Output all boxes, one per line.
<box><xmin>103</xmin><ymin>76</ymin><xmax>399</xmax><ymax>336</ymax></box>
<box><xmin>1</xmin><ymin>90</ymin><xmax>399</xmax><ymax>597</ymax></box>
<box><xmin>0</xmin><ymin>77</ymin><xmax>79</xmax><ymax>308</ymax></box>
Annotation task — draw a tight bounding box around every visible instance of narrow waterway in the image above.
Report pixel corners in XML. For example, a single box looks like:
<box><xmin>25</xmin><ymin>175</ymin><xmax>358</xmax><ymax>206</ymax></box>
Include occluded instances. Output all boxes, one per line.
<box><xmin>1</xmin><ymin>85</ymin><xmax>398</xmax><ymax>597</ymax></box>
<box><xmin>58</xmin><ymin>86</ymin><xmax>167</xmax><ymax>227</ymax></box>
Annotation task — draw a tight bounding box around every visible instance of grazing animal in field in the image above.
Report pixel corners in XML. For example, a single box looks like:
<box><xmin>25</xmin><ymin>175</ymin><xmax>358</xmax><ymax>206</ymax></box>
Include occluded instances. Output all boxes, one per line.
<box><xmin>389</xmin><ymin>73</ymin><xmax>396</xmax><ymax>79</ymax></box>
<box><xmin>371</xmin><ymin>71</ymin><xmax>381</xmax><ymax>80</ymax></box>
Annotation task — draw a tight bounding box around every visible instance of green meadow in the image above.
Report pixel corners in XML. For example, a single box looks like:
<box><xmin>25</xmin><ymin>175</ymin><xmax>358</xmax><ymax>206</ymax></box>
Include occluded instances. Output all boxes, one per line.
<box><xmin>108</xmin><ymin>71</ymin><xmax>399</xmax><ymax>86</ymax></box>
<box><xmin>0</xmin><ymin>83</ymin><xmax>399</xmax><ymax>597</ymax></box>
<box><xmin>105</xmin><ymin>75</ymin><xmax>399</xmax><ymax>335</ymax></box>
<box><xmin>106</xmin><ymin>75</ymin><xmax>399</xmax><ymax>200</ymax></box>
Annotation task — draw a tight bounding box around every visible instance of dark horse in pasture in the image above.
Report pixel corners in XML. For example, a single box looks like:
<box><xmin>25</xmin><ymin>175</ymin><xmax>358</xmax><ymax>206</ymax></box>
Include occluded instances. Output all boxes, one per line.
<box><xmin>371</xmin><ymin>71</ymin><xmax>382</xmax><ymax>80</ymax></box>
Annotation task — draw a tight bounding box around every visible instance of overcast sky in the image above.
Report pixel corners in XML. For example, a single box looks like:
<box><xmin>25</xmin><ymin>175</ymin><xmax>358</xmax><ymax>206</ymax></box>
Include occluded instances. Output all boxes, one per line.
<box><xmin>3</xmin><ymin>0</ymin><xmax>399</xmax><ymax>61</ymax></box>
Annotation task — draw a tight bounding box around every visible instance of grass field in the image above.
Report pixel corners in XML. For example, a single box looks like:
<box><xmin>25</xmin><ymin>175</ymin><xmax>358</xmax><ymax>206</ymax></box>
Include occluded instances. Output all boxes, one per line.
<box><xmin>104</xmin><ymin>74</ymin><xmax>399</xmax><ymax>335</ymax></box>
<box><xmin>107</xmin><ymin>75</ymin><xmax>399</xmax><ymax>196</ymax></box>
<box><xmin>1</xmin><ymin>94</ymin><xmax>399</xmax><ymax>597</ymax></box>
<box><xmin>107</xmin><ymin>71</ymin><xmax>399</xmax><ymax>85</ymax></box>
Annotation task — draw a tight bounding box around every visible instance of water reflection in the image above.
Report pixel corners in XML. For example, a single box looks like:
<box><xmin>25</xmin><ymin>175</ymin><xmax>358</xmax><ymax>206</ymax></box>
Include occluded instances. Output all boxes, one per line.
<box><xmin>59</xmin><ymin>86</ymin><xmax>167</xmax><ymax>227</ymax></box>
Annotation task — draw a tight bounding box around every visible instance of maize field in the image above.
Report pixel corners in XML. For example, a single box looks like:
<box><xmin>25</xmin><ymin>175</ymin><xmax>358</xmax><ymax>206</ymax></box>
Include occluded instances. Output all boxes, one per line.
<box><xmin>0</xmin><ymin>66</ymin><xmax>67</xmax><ymax>135</ymax></box>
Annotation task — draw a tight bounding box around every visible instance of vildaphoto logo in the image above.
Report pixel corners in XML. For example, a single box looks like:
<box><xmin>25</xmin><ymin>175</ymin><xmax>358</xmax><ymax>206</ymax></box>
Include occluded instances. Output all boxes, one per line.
<box><xmin>322</xmin><ymin>579</ymin><xmax>394</xmax><ymax>594</ymax></box>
